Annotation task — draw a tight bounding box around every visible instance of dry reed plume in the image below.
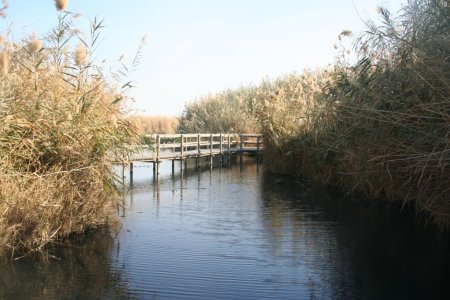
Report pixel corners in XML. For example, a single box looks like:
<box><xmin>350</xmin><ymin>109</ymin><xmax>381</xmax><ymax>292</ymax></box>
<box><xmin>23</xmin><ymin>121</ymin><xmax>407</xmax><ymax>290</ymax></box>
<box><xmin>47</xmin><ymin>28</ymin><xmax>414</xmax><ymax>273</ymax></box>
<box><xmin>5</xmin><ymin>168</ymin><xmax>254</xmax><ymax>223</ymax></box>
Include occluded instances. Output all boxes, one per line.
<box><xmin>75</xmin><ymin>43</ymin><xmax>88</xmax><ymax>66</ymax></box>
<box><xmin>55</xmin><ymin>0</ymin><xmax>68</xmax><ymax>11</ymax></box>
<box><xmin>27</xmin><ymin>35</ymin><xmax>42</xmax><ymax>54</ymax></box>
<box><xmin>0</xmin><ymin>12</ymin><xmax>136</xmax><ymax>258</ymax></box>
<box><xmin>129</xmin><ymin>115</ymin><xmax>179</xmax><ymax>135</ymax></box>
<box><xmin>180</xmin><ymin>0</ymin><xmax>450</xmax><ymax>228</ymax></box>
<box><xmin>179</xmin><ymin>89</ymin><xmax>259</xmax><ymax>133</ymax></box>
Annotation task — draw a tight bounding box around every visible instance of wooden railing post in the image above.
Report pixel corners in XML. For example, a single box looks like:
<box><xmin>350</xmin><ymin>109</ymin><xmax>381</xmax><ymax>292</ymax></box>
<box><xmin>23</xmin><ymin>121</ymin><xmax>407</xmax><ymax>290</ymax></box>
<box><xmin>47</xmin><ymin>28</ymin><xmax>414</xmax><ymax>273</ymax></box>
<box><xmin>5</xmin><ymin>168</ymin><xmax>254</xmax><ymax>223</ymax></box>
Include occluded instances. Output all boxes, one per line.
<box><xmin>180</xmin><ymin>134</ymin><xmax>184</xmax><ymax>158</ymax></box>
<box><xmin>128</xmin><ymin>133</ymin><xmax>261</xmax><ymax>176</ymax></box>
<box><xmin>156</xmin><ymin>134</ymin><xmax>161</xmax><ymax>174</ymax></box>
<box><xmin>240</xmin><ymin>134</ymin><xmax>244</xmax><ymax>152</ymax></box>
<box><xmin>239</xmin><ymin>134</ymin><xmax>243</xmax><ymax>164</ymax></box>
<box><xmin>209</xmin><ymin>134</ymin><xmax>213</xmax><ymax>166</ymax></box>
<box><xmin>129</xmin><ymin>162</ymin><xmax>134</xmax><ymax>186</ymax></box>
<box><xmin>219</xmin><ymin>133</ymin><xmax>223</xmax><ymax>164</ymax></box>
<box><xmin>256</xmin><ymin>135</ymin><xmax>261</xmax><ymax>162</ymax></box>
<box><xmin>156</xmin><ymin>135</ymin><xmax>161</xmax><ymax>160</ymax></box>
<box><xmin>197</xmin><ymin>134</ymin><xmax>201</xmax><ymax>169</ymax></box>
<box><xmin>257</xmin><ymin>135</ymin><xmax>260</xmax><ymax>152</ymax></box>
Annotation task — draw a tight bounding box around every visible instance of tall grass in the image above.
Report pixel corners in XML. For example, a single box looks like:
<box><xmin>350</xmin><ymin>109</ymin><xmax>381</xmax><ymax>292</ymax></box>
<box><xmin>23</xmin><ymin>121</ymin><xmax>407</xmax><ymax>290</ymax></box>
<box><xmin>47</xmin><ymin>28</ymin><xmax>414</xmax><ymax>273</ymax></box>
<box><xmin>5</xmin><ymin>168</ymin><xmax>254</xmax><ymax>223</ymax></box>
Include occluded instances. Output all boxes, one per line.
<box><xmin>263</xmin><ymin>0</ymin><xmax>450</xmax><ymax>227</ymax></box>
<box><xmin>129</xmin><ymin>115</ymin><xmax>179</xmax><ymax>134</ymax></box>
<box><xmin>178</xmin><ymin>88</ymin><xmax>259</xmax><ymax>133</ymax></box>
<box><xmin>0</xmin><ymin>10</ymin><xmax>136</xmax><ymax>257</ymax></box>
<box><xmin>179</xmin><ymin>0</ymin><xmax>450</xmax><ymax>228</ymax></box>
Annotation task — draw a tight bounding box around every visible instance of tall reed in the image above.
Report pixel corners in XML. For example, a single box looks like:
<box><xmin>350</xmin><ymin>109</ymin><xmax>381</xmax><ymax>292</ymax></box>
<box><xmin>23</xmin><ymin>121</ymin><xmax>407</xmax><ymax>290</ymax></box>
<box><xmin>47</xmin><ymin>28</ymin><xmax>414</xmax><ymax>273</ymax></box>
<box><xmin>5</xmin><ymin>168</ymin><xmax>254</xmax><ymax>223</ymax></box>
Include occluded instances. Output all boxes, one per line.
<box><xmin>262</xmin><ymin>0</ymin><xmax>450</xmax><ymax>227</ymax></box>
<box><xmin>179</xmin><ymin>0</ymin><xmax>450</xmax><ymax>228</ymax></box>
<box><xmin>178</xmin><ymin>88</ymin><xmax>259</xmax><ymax>133</ymax></box>
<box><xmin>0</xmin><ymin>11</ymin><xmax>136</xmax><ymax>257</ymax></box>
<box><xmin>129</xmin><ymin>115</ymin><xmax>179</xmax><ymax>134</ymax></box>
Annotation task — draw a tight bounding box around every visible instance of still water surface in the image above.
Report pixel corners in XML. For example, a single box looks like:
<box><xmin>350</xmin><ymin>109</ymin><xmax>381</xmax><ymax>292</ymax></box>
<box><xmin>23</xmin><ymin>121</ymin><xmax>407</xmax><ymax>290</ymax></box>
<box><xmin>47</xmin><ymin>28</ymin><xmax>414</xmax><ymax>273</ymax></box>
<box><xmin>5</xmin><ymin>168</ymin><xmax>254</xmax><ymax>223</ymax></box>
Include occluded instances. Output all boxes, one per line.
<box><xmin>1</xmin><ymin>161</ymin><xmax>450</xmax><ymax>299</ymax></box>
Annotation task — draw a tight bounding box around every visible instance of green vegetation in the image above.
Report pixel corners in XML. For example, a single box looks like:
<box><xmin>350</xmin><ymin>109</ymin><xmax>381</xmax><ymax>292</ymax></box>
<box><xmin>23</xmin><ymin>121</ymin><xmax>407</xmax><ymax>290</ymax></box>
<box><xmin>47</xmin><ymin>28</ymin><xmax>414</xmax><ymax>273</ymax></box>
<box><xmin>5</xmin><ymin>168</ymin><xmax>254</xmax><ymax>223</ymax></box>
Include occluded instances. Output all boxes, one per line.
<box><xmin>0</xmin><ymin>8</ymin><xmax>136</xmax><ymax>257</ymax></box>
<box><xmin>179</xmin><ymin>0</ymin><xmax>450</xmax><ymax>228</ymax></box>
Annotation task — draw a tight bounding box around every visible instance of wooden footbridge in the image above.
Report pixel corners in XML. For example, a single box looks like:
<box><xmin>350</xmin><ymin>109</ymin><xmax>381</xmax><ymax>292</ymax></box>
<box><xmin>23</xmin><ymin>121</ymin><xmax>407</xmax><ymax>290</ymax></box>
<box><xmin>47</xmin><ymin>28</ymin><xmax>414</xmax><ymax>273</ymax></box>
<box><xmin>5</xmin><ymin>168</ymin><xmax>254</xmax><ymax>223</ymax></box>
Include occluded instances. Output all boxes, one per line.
<box><xmin>117</xmin><ymin>133</ymin><xmax>263</xmax><ymax>179</ymax></box>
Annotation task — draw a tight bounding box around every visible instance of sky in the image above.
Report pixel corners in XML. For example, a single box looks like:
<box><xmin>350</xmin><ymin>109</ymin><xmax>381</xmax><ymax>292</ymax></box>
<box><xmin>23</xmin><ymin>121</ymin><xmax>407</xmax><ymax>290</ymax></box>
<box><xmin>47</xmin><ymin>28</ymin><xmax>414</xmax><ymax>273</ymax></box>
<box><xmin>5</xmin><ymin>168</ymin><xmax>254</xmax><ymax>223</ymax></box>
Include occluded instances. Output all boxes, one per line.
<box><xmin>1</xmin><ymin>0</ymin><xmax>405</xmax><ymax>116</ymax></box>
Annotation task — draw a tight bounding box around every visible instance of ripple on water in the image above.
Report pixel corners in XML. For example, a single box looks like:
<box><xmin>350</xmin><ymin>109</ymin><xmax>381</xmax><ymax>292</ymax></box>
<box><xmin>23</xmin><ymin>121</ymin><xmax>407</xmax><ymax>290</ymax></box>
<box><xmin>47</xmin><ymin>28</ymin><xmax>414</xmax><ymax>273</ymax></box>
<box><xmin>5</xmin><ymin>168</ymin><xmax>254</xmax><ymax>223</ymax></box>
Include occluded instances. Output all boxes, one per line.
<box><xmin>1</xmin><ymin>163</ymin><xmax>450</xmax><ymax>299</ymax></box>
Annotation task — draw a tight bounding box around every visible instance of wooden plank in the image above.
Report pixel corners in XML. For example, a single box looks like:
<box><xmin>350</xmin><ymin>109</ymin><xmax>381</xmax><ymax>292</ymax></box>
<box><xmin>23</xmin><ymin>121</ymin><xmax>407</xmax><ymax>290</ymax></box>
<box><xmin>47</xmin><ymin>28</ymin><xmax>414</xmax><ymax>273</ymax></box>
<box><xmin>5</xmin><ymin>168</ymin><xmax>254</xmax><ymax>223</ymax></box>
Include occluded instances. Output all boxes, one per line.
<box><xmin>116</xmin><ymin>133</ymin><xmax>263</xmax><ymax>165</ymax></box>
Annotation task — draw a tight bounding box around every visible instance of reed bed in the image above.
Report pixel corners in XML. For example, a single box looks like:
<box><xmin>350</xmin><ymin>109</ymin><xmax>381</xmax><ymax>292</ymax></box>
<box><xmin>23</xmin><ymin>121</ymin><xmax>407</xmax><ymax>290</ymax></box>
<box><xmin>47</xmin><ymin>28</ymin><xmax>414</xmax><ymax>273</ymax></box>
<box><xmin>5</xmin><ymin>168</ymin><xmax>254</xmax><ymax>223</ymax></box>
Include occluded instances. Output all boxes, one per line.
<box><xmin>129</xmin><ymin>115</ymin><xmax>179</xmax><ymax>134</ymax></box>
<box><xmin>291</xmin><ymin>0</ymin><xmax>450</xmax><ymax>227</ymax></box>
<box><xmin>178</xmin><ymin>88</ymin><xmax>260</xmax><ymax>133</ymax></box>
<box><xmin>0</xmin><ymin>10</ymin><xmax>136</xmax><ymax>258</ymax></box>
<box><xmin>179</xmin><ymin>0</ymin><xmax>450</xmax><ymax>228</ymax></box>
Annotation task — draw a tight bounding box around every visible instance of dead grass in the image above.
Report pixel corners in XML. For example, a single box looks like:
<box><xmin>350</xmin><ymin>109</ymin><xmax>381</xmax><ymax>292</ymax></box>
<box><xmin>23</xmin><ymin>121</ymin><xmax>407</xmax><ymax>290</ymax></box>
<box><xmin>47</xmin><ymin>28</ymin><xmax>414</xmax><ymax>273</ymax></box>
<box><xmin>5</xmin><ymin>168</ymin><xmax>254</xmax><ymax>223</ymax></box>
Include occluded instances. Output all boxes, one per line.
<box><xmin>178</xmin><ymin>88</ymin><xmax>260</xmax><ymax>133</ymax></box>
<box><xmin>258</xmin><ymin>0</ymin><xmax>450</xmax><ymax>228</ymax></box>
<box><xmin>179</xmin><ymin>0</ymin><xmax>450</xmax><ymax>228</ymax></box>
<box><xmin>0</xmin><ymin>12</ymin><xmax>136</xmax><ymax>258</ymax></box>
<box><xmin>129</xmin><ymin>115</ymin><xmax>179</xmax><ymax>134</ymax></box>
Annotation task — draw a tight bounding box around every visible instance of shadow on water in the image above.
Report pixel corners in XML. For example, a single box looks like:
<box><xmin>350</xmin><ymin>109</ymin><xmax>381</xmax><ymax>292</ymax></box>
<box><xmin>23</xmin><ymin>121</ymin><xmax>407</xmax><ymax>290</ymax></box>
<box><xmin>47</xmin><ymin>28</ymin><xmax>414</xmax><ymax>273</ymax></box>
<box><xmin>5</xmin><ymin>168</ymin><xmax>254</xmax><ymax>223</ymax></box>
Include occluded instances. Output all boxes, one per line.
<box><xmin>261</xmin><ymin>174</ymin><xmax>450</xmax><ymax>299</ymax></box>
<box><xmin>1</xmin><ymin>161</ymin><xmax>449</xmax><ymax>299</ymax></box>
<box><xmin>0</xmin><ymin>229</ymin><xmax>135</xmax><ymax>300</ymax></box>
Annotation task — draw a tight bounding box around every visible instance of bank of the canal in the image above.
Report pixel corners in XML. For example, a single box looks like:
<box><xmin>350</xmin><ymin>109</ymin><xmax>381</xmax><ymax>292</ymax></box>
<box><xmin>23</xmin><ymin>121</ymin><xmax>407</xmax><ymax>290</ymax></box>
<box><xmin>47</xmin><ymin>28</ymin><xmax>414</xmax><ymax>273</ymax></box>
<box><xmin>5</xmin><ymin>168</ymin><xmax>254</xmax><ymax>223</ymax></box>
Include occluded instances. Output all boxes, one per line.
<box><xmin>1</xmin><ymin>160</ymin><xmax>449</xmax><ymax>299</ymax></box>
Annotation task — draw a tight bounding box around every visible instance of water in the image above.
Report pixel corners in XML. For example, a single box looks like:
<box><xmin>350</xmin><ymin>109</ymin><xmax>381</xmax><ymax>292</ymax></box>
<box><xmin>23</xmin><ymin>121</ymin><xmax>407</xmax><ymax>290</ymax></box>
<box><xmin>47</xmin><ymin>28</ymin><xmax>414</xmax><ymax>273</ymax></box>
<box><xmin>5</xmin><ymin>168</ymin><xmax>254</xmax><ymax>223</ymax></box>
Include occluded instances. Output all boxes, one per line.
<box><xmin>1</xmin><ymin>160</ymin><xmax>449</xmax><ymax>299</ymax></box>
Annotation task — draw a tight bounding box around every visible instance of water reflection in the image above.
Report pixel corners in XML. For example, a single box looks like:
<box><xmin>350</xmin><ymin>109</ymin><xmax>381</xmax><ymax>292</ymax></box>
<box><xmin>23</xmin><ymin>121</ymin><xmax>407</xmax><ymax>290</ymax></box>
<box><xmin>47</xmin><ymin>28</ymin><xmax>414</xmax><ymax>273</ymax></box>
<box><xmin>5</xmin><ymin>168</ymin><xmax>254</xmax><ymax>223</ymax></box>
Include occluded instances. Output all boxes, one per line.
<box><xmin>0</xmin><ymin>229</ymin><xmax>135</xmax><ymax>299</ymax></box>
<box><xmin>260</xmin><ymin>175</ymin><xmax>450</xmax><ymax>299</ymax></box>
<box><xmin>1</xmin><ymin>161</ymin><xmax>449</xmax><ymax>299</ymax></box>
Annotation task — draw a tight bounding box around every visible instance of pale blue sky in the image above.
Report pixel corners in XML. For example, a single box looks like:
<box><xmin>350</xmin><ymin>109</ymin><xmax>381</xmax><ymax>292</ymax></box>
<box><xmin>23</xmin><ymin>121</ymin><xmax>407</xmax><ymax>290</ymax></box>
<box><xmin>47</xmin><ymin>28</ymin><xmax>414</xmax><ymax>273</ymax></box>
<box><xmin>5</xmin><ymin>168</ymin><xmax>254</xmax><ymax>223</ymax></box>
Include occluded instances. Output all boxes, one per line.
<box><xmin>2</xmin><ymin>0</ymin><xmax>404</xmax><ymax>115</ymax></box>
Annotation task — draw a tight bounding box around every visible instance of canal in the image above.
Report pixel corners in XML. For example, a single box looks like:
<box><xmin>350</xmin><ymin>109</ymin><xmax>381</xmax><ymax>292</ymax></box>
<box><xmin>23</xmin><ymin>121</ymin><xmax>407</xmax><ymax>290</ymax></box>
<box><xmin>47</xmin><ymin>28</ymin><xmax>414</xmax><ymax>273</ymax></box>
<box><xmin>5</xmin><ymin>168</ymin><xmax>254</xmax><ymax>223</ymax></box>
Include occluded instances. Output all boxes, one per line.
<box><xmin>1</xmin><ymin>160</ymin><xmax>449</xmax><ymax>299</ymax></box>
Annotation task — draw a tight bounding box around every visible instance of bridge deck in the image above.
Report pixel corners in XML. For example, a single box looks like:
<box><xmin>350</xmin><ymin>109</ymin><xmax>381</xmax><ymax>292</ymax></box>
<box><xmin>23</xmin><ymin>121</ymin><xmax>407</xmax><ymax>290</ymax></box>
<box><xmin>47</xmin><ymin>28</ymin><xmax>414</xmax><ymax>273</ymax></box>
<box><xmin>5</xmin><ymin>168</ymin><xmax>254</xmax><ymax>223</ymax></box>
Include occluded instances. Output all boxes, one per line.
<box><xmin>129</xmin><ymin>147</ymin><xmax>260</xmax><ymax>162</ymax></box>
<box><xmin>117</xmin><ymin>134</ymin><xmax>262</xmax><ymax>164</ymax></box>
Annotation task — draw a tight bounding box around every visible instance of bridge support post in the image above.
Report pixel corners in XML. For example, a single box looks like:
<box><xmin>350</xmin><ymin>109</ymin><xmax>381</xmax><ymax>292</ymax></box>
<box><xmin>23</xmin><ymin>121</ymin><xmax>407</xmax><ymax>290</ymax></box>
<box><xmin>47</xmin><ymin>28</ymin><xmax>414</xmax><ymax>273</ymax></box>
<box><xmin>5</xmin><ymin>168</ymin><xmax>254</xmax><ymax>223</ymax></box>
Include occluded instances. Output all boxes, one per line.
<box><xmin>219</xmin><ymin>134</ymin><xmax>223</xmax><ymax>165</ymax></box>
<box><xmin>171</xmin><ymin>160</ymin><xmax>175</xmax><ymax>176</ymax></box>
<box><xmin>209</xmin><ymin>134</ymin><xmax>213</xmax><ymax>166</ymax></box>
<box><xmin>227</xmin><ymin>135</ymin><xmax>231</xmax><ymax>164</ymax></box>
<box><xmin>256</xmin><ymin>135</ymin><xmax>261</xmax><ymax>164</ymax></box>
<box><xmin>197</xmin><ymin>134</ymin><xmax>201</xmax><ymax>170</ymax></box>
<box><xmin>180</xmin><ymin>134</ymin><xmax>184</xmax><ymax>160</ymax></box>
<box><xmin>239</xmin><ymin>134</ymin><xmax>243</xmax><ymax>165</ymax></box>
<box><xmin>129</xmin><ymin>162</ymin><xmax>133</xmax><ymax>186</ymax></box>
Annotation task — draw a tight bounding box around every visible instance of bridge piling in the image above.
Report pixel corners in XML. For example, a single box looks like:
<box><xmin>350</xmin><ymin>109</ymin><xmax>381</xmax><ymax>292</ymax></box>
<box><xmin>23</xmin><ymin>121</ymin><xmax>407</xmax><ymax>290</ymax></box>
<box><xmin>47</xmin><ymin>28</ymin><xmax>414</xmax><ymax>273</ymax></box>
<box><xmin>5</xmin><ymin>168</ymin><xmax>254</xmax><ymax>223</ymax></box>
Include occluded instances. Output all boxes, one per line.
<box><xmin>209</xmin><ymin>134</ymin><xmax>213</xmax><ymax>166</ymax></box>
<box><xmin>197</xmin><ymin>134</ymin><xmax>201</xmax><ymax>169</ymax></box>
<box><xmin>239</xmin><ymin>134</ymin><xmax>243</xmax><ymax>164</ymax></box>
<box><xmin>219</xmin><ymin>134</ymin><xmax>223</xmax><ymax>165</ymax></box>
<box><xmin>171</xmin><ymin>160</ymin><xmax>175</xmax><ymax>176</ymax></box>
<box><xmin>129</xmin><ymin>162</ymin><xmax>134</xmax><ymax>186</ymax></box>
<box><xmin>117</xmin><ymin>133</ymin><xmax>262</xmax><ymax>182</ymax></box>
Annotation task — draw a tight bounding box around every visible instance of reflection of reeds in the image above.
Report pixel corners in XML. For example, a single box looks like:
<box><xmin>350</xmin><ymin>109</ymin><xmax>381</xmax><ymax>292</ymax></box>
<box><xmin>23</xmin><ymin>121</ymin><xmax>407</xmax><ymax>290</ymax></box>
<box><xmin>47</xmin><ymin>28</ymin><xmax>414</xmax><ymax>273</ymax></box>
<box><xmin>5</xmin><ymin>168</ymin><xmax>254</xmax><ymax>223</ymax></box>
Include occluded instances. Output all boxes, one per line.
<box><xmin>292</xmin><ymin>0</ymin><xmax>450</xmax><ymax>228</ymax></box>
<box><xmin>263</xmin><ymin>0</ymin><xmax>450</xmax><ymax>228</ymax></box>
<box><xmin>0</xmin><ymin>228</ymin><xmax>133</xmax><ymax>299</ymax></box>
<box><xmin>0</xmin><ymin>13</ymin><xmax>136</xmax><ymax>257</ymax></box>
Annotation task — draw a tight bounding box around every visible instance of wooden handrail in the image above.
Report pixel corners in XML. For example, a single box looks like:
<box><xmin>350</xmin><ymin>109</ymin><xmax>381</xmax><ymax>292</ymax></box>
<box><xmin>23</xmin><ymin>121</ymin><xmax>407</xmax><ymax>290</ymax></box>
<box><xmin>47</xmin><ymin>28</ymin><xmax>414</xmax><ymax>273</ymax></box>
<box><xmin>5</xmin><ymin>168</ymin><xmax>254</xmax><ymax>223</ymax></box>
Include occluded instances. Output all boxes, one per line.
<box><xmin>118</xmin><ymin>133</ymin><xmax>263</xmax><ymax>164</ymax></box>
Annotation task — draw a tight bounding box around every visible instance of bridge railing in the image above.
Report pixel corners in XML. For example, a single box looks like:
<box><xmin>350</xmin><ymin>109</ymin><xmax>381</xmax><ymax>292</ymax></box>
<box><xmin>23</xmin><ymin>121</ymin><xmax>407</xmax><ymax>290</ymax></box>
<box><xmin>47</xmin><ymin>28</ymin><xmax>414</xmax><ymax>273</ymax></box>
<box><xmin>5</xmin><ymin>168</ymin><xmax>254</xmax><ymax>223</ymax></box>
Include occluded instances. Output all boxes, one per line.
<box><xmin>130</xmin><ymin>133</ymin><xmax>262</xmax><ymax>161</ymax></box>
